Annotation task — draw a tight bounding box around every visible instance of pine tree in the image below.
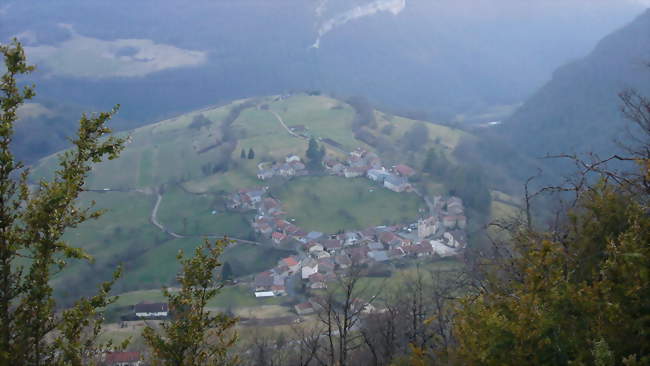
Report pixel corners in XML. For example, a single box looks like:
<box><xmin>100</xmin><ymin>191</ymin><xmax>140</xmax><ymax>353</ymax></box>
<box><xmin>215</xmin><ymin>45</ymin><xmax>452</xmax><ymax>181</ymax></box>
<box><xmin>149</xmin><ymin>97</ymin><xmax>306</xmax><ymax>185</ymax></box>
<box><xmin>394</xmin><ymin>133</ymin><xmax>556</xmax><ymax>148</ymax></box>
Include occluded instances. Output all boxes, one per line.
<box><xmin>306</xmin><ymin>137</ymin><xmax>324</xmax><ymax>171</ymax></box>
<box><xmin>240</xmin><ymin>148</ymin><xmax>246</xmax><ymax>159</ymax></box>
<box><xmin>143</xmin><ymin>239</ymin><xmax>239</xmax><ymax>365</ymax></box>
<box><xmin>222</xmin><ymin>261</ymin><xmax>233</xmax><ymax>282</ymax></box>
<box><xmin>248</xmin><ymin>148</ymin><xmax>255</xmax><ymax>159</ymax></box>
<box><xmin>0</xmin><ymin>40</ymin><xmax>127</xmax><ymax>364</ymax></box>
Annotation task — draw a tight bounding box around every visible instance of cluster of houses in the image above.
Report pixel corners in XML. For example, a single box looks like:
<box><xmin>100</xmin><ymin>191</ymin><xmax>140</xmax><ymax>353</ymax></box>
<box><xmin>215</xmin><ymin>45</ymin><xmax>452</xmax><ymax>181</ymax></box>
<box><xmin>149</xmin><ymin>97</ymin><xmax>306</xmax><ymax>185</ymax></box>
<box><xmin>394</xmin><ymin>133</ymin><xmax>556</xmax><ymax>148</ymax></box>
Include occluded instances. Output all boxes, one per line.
<box><xmin>257</xmin><ymin>155</ymin><xmax>307</xmax><ymax>180</ymax></box>
<box><xmin>249</xmin><ymin>193</ymin><xmax>468</xmax><ymax>298</ymax></box>
<box><xmin>324</xmin><ymin>148</ymin><xmax>414</xmax><ymax>193</ymax></box>
<box><xmin>225</xmin><ymin>149</ymin><xmax>469</xmax><ymax>301</ymax></box>
<box><xmin>226</xmin><ymin>187</ymin><xmax>267</xmax><ymax>210</ymax></box>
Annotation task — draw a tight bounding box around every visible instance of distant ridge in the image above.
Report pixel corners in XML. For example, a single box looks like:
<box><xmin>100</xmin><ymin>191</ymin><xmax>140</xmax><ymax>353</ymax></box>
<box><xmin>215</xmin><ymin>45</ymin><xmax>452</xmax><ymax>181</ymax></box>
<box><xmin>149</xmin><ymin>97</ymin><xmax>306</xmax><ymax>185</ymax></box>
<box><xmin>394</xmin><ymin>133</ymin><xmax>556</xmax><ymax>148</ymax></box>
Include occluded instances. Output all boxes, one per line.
<box><xmin>502</xmin><ymin>8</ymin><xmax>650</xmax><ymax>163</ymax></box>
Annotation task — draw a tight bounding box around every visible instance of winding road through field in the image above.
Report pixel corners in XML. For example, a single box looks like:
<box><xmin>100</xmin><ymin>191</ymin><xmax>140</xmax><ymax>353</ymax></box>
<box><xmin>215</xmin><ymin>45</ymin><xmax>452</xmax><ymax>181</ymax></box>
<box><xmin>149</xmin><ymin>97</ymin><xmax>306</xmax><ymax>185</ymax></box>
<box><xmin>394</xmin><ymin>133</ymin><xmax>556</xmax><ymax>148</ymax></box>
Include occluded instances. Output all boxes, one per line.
<box><xmin>149</xmin><ymin>191</ymin><xmax>259</xmax><ymax>244</ymax></box>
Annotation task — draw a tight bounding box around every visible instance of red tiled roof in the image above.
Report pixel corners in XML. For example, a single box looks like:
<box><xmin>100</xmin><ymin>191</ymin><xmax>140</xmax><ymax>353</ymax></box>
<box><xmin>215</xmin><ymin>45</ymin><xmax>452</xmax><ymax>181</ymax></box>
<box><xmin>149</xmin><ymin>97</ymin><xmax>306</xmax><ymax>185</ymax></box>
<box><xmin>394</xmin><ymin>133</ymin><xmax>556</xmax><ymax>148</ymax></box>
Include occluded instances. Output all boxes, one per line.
<box><xmin>283</xmin><ymin>257</ymin><xmax>299</xmax><ymax>267</ymax></box>
<box><xmin>395</xmin><ymin>164</ymin><xmax>415</xmax><ymax>176</ymax></box>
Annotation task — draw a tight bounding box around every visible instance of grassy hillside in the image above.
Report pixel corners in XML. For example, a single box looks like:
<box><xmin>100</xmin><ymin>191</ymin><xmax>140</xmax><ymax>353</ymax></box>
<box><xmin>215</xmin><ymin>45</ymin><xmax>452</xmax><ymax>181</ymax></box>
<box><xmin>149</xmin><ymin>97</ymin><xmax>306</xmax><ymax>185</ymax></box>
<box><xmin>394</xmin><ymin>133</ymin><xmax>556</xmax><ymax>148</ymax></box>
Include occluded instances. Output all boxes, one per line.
<box><xmin>32</xmin><ymin>94</ymin><xmax>469</xmax><ymax>299</ymax></box>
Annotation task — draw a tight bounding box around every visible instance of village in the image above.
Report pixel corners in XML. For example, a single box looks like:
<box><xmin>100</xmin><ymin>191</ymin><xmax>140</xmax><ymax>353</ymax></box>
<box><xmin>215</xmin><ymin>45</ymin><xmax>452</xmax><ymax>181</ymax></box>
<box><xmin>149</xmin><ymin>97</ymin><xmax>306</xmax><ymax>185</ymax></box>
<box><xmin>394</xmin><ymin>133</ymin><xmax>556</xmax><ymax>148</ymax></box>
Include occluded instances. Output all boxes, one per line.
<box><xmin>226</xmin><ymin>147</ymin><xmax>468</xmax><ymax>314</ymax></box>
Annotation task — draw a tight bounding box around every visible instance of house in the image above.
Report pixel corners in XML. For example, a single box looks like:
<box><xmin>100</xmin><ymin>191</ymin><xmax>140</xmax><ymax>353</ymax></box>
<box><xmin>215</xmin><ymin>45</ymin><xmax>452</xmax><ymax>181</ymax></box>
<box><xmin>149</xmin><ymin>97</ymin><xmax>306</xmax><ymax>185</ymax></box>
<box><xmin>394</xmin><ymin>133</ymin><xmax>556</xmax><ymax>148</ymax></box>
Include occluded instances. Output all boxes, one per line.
<box><xmin>318</xmin><ymin>258</ymin><xmax>336</xmax><ymax>274</ymax></box>
<box><xmin>350</xmin><ymin>148</ymin><xmax>367</xmax><ymax>159</ymax></box>
<box><xmin>272</xmin><ymin>232</ymin><xmax>287</xmax><ymax>244</ymax></box>
<box><xmin>277</xmin><ymin>163</ymin><xmax>295</xmax><ymax>177</ymax></box>
<box><xmin>348</xmin><ymin>246</ymin><xmax>370</xmax><ymax>264</ymax></box>
<box><xmin>367</xmin><ymin>241</ymin><xmax>384</xmax><ymax>251</ymax></box>
<box><xmin>286</xmin><ymin>155</ymin><xmax>301</xmax><ymax>163</ymax></box>
<box><xmin>394</xmin><ymin>164</ymin><xmax>415</xmax><ymax>177</ymax></box>
<box><xmin>334</xmin><ymin>254</ymin><xmax>352</xmax><ymax>269</ymax></box>
<box><xmin>294</xmin><ymin>301</ymin><xmax>316</xmax><ymax>316</ymax></box>
<box><xmin>405</xmin><ymin>244</ymin><xmax>433</xmax><ymax>257</ymax></box>
<box><xmin>257</xmin><ymin>223</ymin><xmax>273</xmax><ymax>236</ymax></box>
<box><xmin>365</xmin><ymin>152</ymin><xmax>382</xmax><ymax>169</ymax></box>
<box><xmin>280</xmin><ymin>256</ymin><xmax>300</xmax><ymax>273</ymax></box>
<box><xmin>457</xmin><ymin>215</ymin><xmax>467</xmax><ymax>229</ymax></box>
<box><xmin>289</xmin><ymin>125</ymin><xmax>307</xmax><ymax>133</ymax></box>
<box><xmin>271</xmin><ymin>284</ymin><xmax>287</xmax><ymax>296</ymax></box>
<box><xmin>257</xmin><ymin>169</ymin><xmax>274</xmax><ymax>180</ymax></box>
<box><xmin>342</xmin><ymin>232</ymin><xmax>359</xmax><ymax>246</ymax></box>
<box><xmin>367</xmin><ymin>168</ymin><xmax>390</xmax><ymax>182</ymax></box>
<box><xmin>290</xmin><ymin>161</ymin><xmax>306</xmax><ymax>171</ymax></box>
<box><xmin>312</xmin><ymin>250</ymin><xmax>331</xmax><ymax>259</ymax></box>
<box><xmin>306</xmin><ymin>231</ymin><xmax>324</xmax><ymax>242</ymax></box>
<box><xmin>104</xmin><ymin>351</ymin><xmax>141</xmax><ymax>366</ymax></box>
<box><xmin>301</xmin><ymin>258</ymin><xmax>319</xmax><ymax>279</ymax></box>
<box><xmin>417</xmin><ymin>216</ymin><xmax>438</xmax><ymax>240</ymax></box>
<box><xmin>261</xmin><ymin>198</ymin><xmax>281</xmax><ymax>215</ymax></box>
<box><xmin>254</xmin><ymin>271</ymin><xmax>274</xmax><ymax>291</ymax></box>
<box><xmin>255</xmin><ymin>291</ymin><xmax>276</xmax><ymax>298</ymax></box>
<box><xmin>389</xmin><ymin>247</ymin><xmax>405</xmax><ymax>259</ymax></box>
<box><xmin>368</xmin><ymin>250</ymin><xmax>390</xmax><ymax>262</ymax></box>
<box><xmin>446</xmin><ymin>196</ymin><xmax>464</xmax><ymax>215</ymax></box>
<box><xmin>378</xmin><ymin>231</ymin><xmax>403</xmax><ymax>247</ymax></box>
<box><xmin>322</xmin><ymin>239</ymin><xmax>343</xmax><ymax>252</ymax></box>
<box><xmin>430</xmin><ymin>240</ymin><xmax>458</xmax><ymax>257</ymax></box>
<box><xmin>442</xmin><ymin>215</ymin><xmax>467</xmax><ymax>229</ymax></box>
<box><xmin>307</xmin><ymin>242</ymin><xmax>324</xmax><ymax>253</ymax></box>
<box><xmin>134</xmin><ymin>302</ymin><xmax>168</xmax><ymax>318</ymax></box>
<box><xmin>384</xmin><ymin>175</ymin><xmax>409</xmax><ymax>192</ymax></box>
<box><xmin>308</xmin><ymin>273</ymin><xmax>327</xmax><ymax>289</ymax></box>
<box><xmin>344</xmin><ymin>166</ymin><xmax>367</xmax><ymax>178</ymax></box>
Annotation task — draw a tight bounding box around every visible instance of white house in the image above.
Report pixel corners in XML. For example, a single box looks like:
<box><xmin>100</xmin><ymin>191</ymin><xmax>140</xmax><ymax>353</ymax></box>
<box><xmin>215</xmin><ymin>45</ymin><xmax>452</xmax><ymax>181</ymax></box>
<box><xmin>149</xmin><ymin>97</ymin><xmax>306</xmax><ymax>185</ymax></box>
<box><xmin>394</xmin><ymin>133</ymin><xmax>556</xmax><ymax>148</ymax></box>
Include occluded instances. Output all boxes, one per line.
<box><xmin>255</xmin><ymin>291</ymin><xmax>276</xmax><ymax>298</ymax></box>
<box><xmin>301</xmin><ymin>259</ymin><xmax>319</xmax><ymax>279</ymax></box>
<box><xmin>286</xmin><ymin>155</ymin><xmax>301</xmax><ymax>163</ymax></box>
<box><xmin>134</xmin><ymin>302</ymin><xmax>169</xmax><ymax>318</ymax></box>
<box><xmin>384</xmin><ymin>175</ymin><xmax>409</xmax><ymax>192</ymax></box>
<box><xmin>367</xmin><ymin>168</ymin><xmax>390</xmax><ymax>182</ymax></box>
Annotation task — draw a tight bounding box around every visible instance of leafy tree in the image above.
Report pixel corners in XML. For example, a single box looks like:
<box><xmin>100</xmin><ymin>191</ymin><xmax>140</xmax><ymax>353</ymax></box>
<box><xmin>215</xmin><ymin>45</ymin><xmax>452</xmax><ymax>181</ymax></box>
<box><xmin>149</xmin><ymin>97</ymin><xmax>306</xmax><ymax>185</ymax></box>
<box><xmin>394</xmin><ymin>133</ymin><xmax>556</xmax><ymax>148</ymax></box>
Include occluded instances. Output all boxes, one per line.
<box><xmin>143</xmin><ymin>239</ymin><xmax>238</xmax><ymax>365</ymax></box>
<box><xmin>422</xmin><ymin>148</ymin><xmax>448</xmax><ymax>178</ymax></box>
<box><xmin>189</xmin><ymin>114</ymin><xmax>211</xmax><ymax>130</ymax></box>
<box><xmin>402</xmin><ymin>123</ymin><xmax>429</xmax><ymax>152</ymax></box>
<box><xmin>446</xmin><ymin>85</ymin><xmax>650</xmax><ymax>364</ymax></box>
<box><xmin>248</xmin><ymin>147</ymin><xmax>255</xmax><ymax>159</ymax></box>
<box><xmin>450</xmin><ymin>185</ymin><xmax>650</xmax><ymax>365</ymax></box>
<box><xmin>240</xmin><ymin>148</ymin><xmax>246</xmax><ymax>159</ymax></box>
<box><xmin>0</xmin><ymin>40</ymin><xmax>127</xmax><ymax>365</ymax></box>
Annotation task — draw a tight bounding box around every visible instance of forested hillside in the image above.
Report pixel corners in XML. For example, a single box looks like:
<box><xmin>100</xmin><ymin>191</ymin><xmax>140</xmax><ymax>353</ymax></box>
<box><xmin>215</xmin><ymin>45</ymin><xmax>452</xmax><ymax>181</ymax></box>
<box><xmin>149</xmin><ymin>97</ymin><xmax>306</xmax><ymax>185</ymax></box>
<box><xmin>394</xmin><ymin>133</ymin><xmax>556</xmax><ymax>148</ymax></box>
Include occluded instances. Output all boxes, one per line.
<box><xmin>502</xmin><ymin>9</ymin><xmax>650</xmax><ymax>164</ymax></box>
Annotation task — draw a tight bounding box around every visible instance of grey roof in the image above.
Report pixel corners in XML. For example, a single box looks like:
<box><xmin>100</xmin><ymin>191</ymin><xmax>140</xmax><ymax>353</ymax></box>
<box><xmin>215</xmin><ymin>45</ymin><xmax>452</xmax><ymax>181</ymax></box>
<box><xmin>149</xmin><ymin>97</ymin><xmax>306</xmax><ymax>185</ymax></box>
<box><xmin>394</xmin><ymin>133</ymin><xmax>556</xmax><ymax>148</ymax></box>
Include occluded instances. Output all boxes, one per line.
<box><xmin>384</xmin><ymin>175</ymin><xmax>407</xmax><ymax>186</ymax></box>
<box><xmin>368</xmin><ymin>250</ymin><xmax>389</xmax><ymax>262</ymax></box>
<box><xmin>306</xmin><ymin>231</ymin><xmax>324</xmax><ymax>240</ymax></box>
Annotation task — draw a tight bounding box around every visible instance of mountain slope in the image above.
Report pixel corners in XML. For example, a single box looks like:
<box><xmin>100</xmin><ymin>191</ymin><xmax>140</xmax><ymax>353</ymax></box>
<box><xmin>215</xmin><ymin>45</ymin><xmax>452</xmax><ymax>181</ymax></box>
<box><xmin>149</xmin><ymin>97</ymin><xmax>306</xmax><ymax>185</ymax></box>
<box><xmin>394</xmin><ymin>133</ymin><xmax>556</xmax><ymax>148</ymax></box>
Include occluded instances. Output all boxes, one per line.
<box><xmin>502</xmin><ymin>9</ymin><xmax>650</xmax><ymax>163</ymax></box>
<box><xmin>33</xmin><ymin>94</ymin><xmax>469</xmax><ymax>300</ymax></box>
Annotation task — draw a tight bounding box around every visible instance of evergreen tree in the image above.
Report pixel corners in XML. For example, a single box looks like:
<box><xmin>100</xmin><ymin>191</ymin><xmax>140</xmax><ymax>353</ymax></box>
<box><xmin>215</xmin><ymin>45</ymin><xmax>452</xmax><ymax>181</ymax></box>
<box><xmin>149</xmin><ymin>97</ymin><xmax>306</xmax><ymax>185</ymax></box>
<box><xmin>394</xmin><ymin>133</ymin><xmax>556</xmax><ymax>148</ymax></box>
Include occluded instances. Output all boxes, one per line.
<box><xmin>306</xmin><ymin>137</ymin><xmax>324</xmax><ymax>171</ymax></box>
<box><xmin>221</xmin><ymin>261</ymin><xmax>233</xmax><ymax>281</ymax></box>
<box><xmin>248</xmin><ymin>148</ymin><xmax>255</xmax><ymax>159</ymax></box>
<box><xmin>0</xmin><ymin>40</ymin><xmax>127</xmax><ymax>364</ymax></box>
<box><xmin>143</xmin><ymin>239</ymin><xmax>239</xmax><ymax>365</ymax></box>
<box><xmin>240</xmin><ymin>148</ymin><xmax>246</xmax><ymax>159</ymax></box>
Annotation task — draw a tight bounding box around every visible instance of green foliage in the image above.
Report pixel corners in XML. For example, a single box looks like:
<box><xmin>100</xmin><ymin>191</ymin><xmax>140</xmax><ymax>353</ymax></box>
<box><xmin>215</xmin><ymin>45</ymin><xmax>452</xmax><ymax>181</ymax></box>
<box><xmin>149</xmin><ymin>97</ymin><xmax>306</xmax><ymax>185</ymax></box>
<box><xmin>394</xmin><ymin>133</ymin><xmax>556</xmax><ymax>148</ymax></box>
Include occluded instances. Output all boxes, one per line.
<box><xmin>142</xmin><ymin>239</ymin><xmax>238</xmax><ymax>365</ymax></box>
<box><xmin>451</xmin><ymin>180</ymin><xmax>650</xmax><ymax>365</ymax></box>
<box><xmin>422</xmin><ymin>148</ymin><xmax>448</xmax><ymax>178</ymax></box>
<box><xmin>189</xmin><ymin>114</ymin><xmax>211</xmax><ymax>130</ymax></box>
<box><xmin>221</xmin><ymin>261</ymin><xmax>233</xmax><ymax>281</ymax></box>
<box><xmin>0</xmin><ymin>40</ymin><xmax>127</xmax><ymax>365</ymax></box>
<box><xmin>247</xmin><ymin>147</ymin><xmax>255</xmax><ymax>159</ymax></box>
<box><xmin>402</xmin><ymin>122</ymin><xmax>429</xmax><ymax>152</ymax></box>
<box><xmin>240</xmin><ymin>148</ymin><xmax>246</xmax><ymax>159</ymax></box>
<box><xmin>306</xmin><ymin>137</ymin><xmax>325</xmax><ymax>171</ymax></box>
